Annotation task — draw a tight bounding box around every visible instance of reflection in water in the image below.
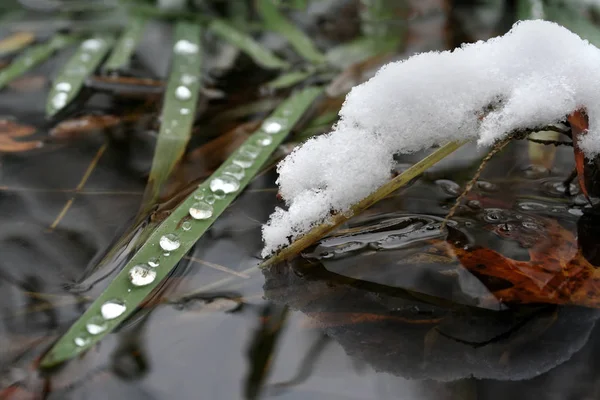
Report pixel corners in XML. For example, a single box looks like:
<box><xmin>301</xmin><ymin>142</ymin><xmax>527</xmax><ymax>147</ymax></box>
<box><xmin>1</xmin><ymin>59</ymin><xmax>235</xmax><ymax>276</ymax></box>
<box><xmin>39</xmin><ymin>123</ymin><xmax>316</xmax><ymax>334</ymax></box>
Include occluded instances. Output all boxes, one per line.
<box><xmin>264</xmin><ymin>256</ymin><xmax>599</xmax><ymax>381</ymax></box>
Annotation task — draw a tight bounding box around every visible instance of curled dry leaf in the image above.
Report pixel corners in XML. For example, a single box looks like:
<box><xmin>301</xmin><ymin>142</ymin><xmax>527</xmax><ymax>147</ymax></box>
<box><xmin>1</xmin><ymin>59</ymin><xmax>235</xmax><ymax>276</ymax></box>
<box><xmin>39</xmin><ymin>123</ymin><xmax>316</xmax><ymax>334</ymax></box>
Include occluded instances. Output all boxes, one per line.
<box><xmin>50</xmin><ymin>114</ymin><xmax>122</xmax><ymax>139</ymax></box>
<box><xmin>86</xmin><ymin>75</ymin><xmax>164</xmax><ymax>97</ymax></box>
<box><xmin>0</xmin><ymin>119</ymin><xmax>41</xmax><ymax>152</ymax></box>
<box><xmin>567</xmin><ymin>109</ymin><xmax>590</xmax><ymax>200</ymax></box>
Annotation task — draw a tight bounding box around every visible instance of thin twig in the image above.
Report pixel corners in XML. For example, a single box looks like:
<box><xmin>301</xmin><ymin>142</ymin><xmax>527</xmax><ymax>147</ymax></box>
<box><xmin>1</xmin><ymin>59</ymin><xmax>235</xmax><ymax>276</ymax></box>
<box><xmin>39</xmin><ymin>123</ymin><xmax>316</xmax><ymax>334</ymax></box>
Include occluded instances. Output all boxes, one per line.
<box><xmin>441</xmin><ymin>136</ymin><xmax>514</xmax><ymax>229</ymax></box>
<box><xmin>526</xmin><ymin>137</ymin><xmax>573</xmax><ymax>147</ymax></box>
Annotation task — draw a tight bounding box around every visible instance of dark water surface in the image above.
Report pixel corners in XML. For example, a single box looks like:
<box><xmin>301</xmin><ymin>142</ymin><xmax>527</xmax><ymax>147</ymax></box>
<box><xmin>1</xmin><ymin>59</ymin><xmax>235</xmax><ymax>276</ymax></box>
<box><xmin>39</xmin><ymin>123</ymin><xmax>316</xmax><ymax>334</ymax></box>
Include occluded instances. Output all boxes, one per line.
<box><xmin>2</xmin><ymin>1</ymin><xmax>600</xmax><ymax>399</ymax></box>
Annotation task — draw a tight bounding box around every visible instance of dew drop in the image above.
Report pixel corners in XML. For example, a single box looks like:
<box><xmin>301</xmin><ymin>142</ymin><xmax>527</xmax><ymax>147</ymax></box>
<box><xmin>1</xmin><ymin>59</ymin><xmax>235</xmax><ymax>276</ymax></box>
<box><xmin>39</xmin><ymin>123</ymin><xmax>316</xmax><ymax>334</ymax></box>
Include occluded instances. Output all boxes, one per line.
<box><xmin>180</xmin><ymin>73</ymin><xmax>197</xmax><ymax>85</ymax></box>
<box><xmin>253</xmin><ymin>132</ymin><xmax>273</xmax><ymax>147</ymax></box>
<box><xmin>212</xmin><ymin>189</ymin><xmax>226</xmax><ymax>199</ymax></box>
<box><xmin>101</xmin><ymin>300</ymin><xmax>127</xmax><ymax>320</ymax></box>
<box><xmin>159</xmin><ymin>233</ymin><xmax>181</xmax><ymax>251</ymax></box>
<box><xmin>232</xmin><ymin>153</ymin><xmax>254</xmax><ymax>169</ymax></box>
<box><xmin>74</xmin><ymin>336</ymin><xmax>90</xmax><ymax>347</ymax></box>
<box><xmin>174</xmin><ymin>39</ymin><xmax>199</xmax><ymax>54</ymax></box>
<box><xmin>164</xmin><ymin>252</ymin><xmax>171</xmax><ymax>257</ymax></box>
<box><xmin>262</xmin><ymin>118</ymin><xmax>286</xmax><ymax>134</ymax></box>
<box><xmin>175</xmin><ymin>86</ymin><xmax>192</xmax><ymax>100</ymax></box>
<box><xmin>189</xmin><ymin>201</ymin><xmax>213</xmax><ymax>219</ymax></box>
<box><xmin>182</xmin><ymin>221</ymin><xmax>192</xmax><ymax>231</ymax></box>
<box><xmin>81</xmin><ymin>38</ymin><xmax>104</xmax><ymax>51</ymax></box>
<box><xmin>210</xmin><ymin>175</ymin><xmax>240</xmax><ymax>194</ymax></box>
<box><xmin>180</xmin><ymin>108</ymin><xmax>191</xmax><ymax>115</ymax></box>
<box><xmin>128</xmin><ymin>264</ymin><xmax>157</xmax><ymax>286</ymax></box>
<box><xmin>86</xmin><ymin>316</ymin><xmax>108</xmax><ymax>335</ymax></box>
<box><xmin>55</xmin><ymin>82</ymin><xmax>72</xmax><ymax>92</ymax></box>
<box><xmin>148</xmin><ymin>257</ymin><xmax>160</xmax><ymax>268</ymax></box>
<box><xmin>193</xmin><ymin>187</ymin><xmax>208</xmax><ymax>200</ymax></box>
<box><xmin>204</xmin><ymin>194</ymin><xmax>216</xmax><ymax>204</ymax></box>
<box><xmin>52</xmin><ymin>92</ymin><xmax>68</xmax><ymax>109</ymax></box>
<box><xmin>222</xmin><ymin>164</ymin><xmax>245</xmax><ymax>180</ymax></box>
<box><xmin>239</xmin><ymin>144</ymin><xmax>260</xmax><ymax>159</ymax></box>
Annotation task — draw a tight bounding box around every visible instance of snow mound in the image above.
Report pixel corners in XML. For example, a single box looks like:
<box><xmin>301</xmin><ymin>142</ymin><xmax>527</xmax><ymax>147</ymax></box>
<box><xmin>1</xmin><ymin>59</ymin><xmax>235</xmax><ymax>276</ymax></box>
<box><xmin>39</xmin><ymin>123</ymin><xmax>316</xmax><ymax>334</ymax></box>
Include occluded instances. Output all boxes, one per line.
<box><xmin>262</xmin><ymin>20</ymin><xmax>600</xmax><ymax>256</ymax></box>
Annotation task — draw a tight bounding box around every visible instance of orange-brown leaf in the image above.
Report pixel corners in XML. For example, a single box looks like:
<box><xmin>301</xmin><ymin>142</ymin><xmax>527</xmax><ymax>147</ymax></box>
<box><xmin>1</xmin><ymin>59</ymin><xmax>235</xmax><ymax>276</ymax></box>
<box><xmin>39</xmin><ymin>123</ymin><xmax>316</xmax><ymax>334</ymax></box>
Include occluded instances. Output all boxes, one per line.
<box><xmin>567</xmin><ymin>109</ymin><xmax>590</xmax><ymax>200</ymax></box>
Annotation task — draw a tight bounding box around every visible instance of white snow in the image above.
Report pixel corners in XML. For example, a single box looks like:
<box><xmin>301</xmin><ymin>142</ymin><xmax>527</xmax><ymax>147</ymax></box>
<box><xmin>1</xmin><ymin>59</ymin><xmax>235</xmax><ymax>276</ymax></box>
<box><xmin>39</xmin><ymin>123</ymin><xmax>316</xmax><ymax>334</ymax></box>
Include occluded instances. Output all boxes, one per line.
<box><xmin>261</xmin><ymin>20</ymin><xmax>600</xmax><ymax>256</ymax></box>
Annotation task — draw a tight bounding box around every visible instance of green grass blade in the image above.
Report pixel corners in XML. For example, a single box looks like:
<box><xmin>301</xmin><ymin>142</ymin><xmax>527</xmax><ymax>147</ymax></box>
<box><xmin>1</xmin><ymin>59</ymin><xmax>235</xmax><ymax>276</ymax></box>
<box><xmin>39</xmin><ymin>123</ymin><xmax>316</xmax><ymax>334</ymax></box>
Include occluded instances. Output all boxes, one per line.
<box><xmin>516</xmin><ymin>0</ymin><xmax>544</xmax><ymax>19</ymax></box>
<box><xmin>0</xmin><ymin>34</ymin><xmax>77</xmax><ymax>90</ymax></box>
<box><xmin>103</xmin><ymin>15</ymin><xmax>147</xmax><ymax>72</ymax></box>
<box><xmin>261</xmin><ymin>140</ymin><xmax>468</xmax><ymax>268</ymax></box>
<box><xmin>140</xmin><ymin>21</ymin><xmax>202</xmax><ymax>211</ymax></box>
<box><xmin>39</xmin><ymin>86</ymin><xmax>323</xmax><ymax>367</ymax></box>
<box><xmin>256</xmin><ymin>0</ymin><xmax>325</xmax><ymax>64</ymax></box>
<box><xmin>208</xmin><ymin>18</ymin><xmax>290</xmax><ymax>70</ymax></box>
<box><xmin>544</xmin><ymin>2</ymin><xmax>600</xmax><ymax>47</ymax></box>
<box><xmin>264</xmin><ymin>68</ymin><xmax>314</xmax><ymax>90</ymax></box>
<box><xmin>46</xmin><ymin>35</ymin><xmax>115</xmax><ymax>117</ymax></box>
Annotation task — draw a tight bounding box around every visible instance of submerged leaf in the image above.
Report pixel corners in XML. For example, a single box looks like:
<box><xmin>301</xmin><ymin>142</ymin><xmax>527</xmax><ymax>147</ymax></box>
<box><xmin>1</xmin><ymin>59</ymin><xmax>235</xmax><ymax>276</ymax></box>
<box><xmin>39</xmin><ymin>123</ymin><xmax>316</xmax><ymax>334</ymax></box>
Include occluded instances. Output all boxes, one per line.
<box><xmin>0</xmin><ymin>34</ymin><xmax>77</xmax><ymax>90</ymax></box>
<box><xmin>40</xmin><ymin>86</ymin><xmax>323</xmax><ymax>367</ymax></box>
<box><xmin>103</xmin><ymin>15</ymin><xmax>147</xmax><ymax>72</ymax></box>
<box><xmin>448</xmin><ymin>218</ymin><xmax>600</xmax><ymax>309</ymax></box>
<box><xmin>46</xmin><ymin>35</ymin><xmax>115</xmax><ymax>117</ymax></box>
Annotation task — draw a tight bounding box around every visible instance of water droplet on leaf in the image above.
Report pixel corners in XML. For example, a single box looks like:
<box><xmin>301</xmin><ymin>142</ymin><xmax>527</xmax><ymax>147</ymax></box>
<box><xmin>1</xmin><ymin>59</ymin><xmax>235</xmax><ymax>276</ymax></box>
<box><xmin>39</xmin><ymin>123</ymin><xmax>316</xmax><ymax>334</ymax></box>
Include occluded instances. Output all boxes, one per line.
<box><xmin>189</xmin><ymin>201</ymin><xmax>213</xmax><ymax>219</ymax></box>
<box><xmin>210</xmin><ymin>175</ymin><xmax>240</xmax><ymax>194</ymax></box>
<box><xmin>222</xmin><ymin>164</ymin><xmax>245</xmax><ymax>180</ymax></box>
<box><xmin>159</xmin><ymin>234</ymin><xmax>180</xmax><ymax>251</ymax></box>
<box><xmin>173</xmin><ymin>39</ymin><xmax>199</xmax><ymax>54</ymax></box>
<box><xmin>101</xmin><ymin>300</ymin><xmax>126</xmax><ymax>320</ymax></box>
<box><xmin>262</xmin><ymin>118</ymin><xmax>286</xmax><ymax>134</ymax></box>
<box><xmin>175</xmin><ymin>86</ymin><xmax>192</xmax><ymax>100</ymax></box>
<box><xmin>253</xmin><ymin>132</ymin><xmax>273</xmax><ymax>147</ymax></box>
<box><xmin>74</xmin><ymin>336</ymin><xmax>90</xmax><ymax>347</ymax></box>
<box><xmin>86</xmin><ymin>316</ymin><xmax>108</xmax><ymax>335</ymax></box>
<box><xmin>128</xmin><ymin>264</ymin><xmax>157</xmax><ymax>286</ymax></box>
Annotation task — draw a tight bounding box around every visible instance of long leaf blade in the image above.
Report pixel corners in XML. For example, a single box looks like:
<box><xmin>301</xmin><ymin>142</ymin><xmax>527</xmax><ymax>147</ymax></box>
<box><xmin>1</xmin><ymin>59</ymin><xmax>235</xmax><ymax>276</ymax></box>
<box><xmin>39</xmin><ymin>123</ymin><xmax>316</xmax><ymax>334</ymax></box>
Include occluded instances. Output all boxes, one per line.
<box><xmin>0</xmin><ymin>34</ymin><xmax>77</xmax><ymax>90</ymax></box>
<box><xmin>40</xmin><ymin>86</ymin><xmax>323</xmax><ymax>367</ymax></box>
<box><xmin>208</xmin><ymin>18</ymin><xmax>290</xmax><ymax>70</ymax></box>
<box><xmin>103</xmin><ymin>15</ymin><xmax>147</xmax><ymax>72</ymax></box>
<box><xmin>256</xmin><ymin>0</ymin><xmax>325</xmax><ymax>64</ymax></box>
<box><xmin>46</xmin><ymin>35</ymin><xmax>115</xmax><ymax>117</ymax></box>
<box><xmin>140</xmin><ymin>21</ymin><xmax>202</xmax><ymax>211</ymax></box>
<box><xmin>261</xmin><ymin>140</ymin><xmax>468</xmax><ymax>267</ymax></box>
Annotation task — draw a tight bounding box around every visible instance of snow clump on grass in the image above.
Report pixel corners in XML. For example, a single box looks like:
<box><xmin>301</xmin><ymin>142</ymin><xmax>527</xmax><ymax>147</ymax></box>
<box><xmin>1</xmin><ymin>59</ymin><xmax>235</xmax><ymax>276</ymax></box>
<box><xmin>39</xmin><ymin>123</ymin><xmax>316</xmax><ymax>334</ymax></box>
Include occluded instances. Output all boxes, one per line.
<box><xmin>262</xmin><ymin>20</ymin><xmax>600</xmax><ymax>256</ymax></box>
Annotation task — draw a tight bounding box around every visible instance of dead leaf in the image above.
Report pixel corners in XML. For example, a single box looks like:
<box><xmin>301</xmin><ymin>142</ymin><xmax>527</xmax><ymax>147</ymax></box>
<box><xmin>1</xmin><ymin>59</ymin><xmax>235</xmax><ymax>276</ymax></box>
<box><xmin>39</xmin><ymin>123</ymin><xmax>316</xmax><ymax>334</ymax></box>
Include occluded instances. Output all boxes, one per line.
<box><xmin>446</xmin><ymin>218</ymin><xmax>600</xmax><ymax>308</ymax></box>
<box><xmin>567</xmin><ymin>109</ymin><xmax>590</xmax><ymax>200</ymax></box>
<box><xmin>0</xmin><ymin>119</ymin><xmax>41</xmax><ymax>152</ymax></box>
